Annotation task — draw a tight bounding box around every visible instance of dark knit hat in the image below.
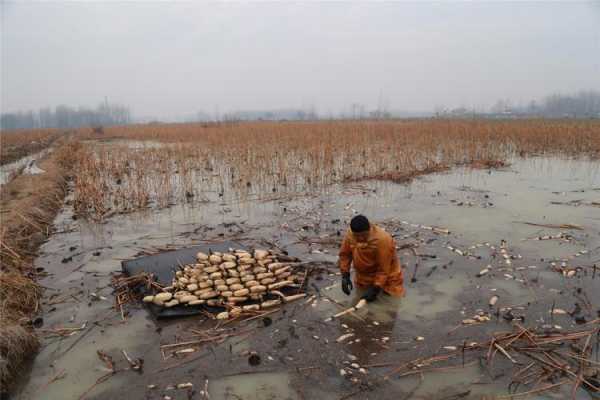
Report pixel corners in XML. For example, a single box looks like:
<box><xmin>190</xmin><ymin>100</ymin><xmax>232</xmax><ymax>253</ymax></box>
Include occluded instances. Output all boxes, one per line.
<box><xmin>350</xmin><ymin>215</ymin><xmax>370</xmax><ymax>233</ymax></box>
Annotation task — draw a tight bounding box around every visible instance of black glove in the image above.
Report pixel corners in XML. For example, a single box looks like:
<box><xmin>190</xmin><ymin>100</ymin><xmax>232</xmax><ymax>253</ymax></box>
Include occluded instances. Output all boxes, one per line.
<box><xmin>361</xmin><ymin>286</ymin><xmax>381</xmax><ymax>302</ymax></box>
<box><xmin>341</xmin><ymin>272</ymin><xmax>353</xmax><ymax>295</ymax></box>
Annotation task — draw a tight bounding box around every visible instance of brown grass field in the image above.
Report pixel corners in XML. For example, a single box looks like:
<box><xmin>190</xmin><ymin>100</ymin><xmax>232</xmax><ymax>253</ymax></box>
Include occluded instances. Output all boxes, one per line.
<box><xmin>0</xmin><ymin>128</ymin><xmax>60</xmax><ymax>166</ymax></box>
<box><xmin>72</xmin><ymin>119</ymin><xmax>600</xmax><ymax>220</ymax></box>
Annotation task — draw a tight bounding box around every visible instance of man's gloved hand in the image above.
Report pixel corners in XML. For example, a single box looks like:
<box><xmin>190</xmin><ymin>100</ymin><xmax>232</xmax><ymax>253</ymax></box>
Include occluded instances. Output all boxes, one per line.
<box><xmin>341</xmin><ymin>272</ymin><xmax>353</xmax><ymax>295</ymax></box>
<box><xmin>361</xmin><ymin>286</ymin><xmax>381</xmax><ymax>302</ymax></box>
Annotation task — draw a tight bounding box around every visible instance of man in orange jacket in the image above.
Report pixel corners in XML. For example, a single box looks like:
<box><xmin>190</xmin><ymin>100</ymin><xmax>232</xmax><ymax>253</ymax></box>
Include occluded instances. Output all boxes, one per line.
<box><xmin>338</xmin><ymin>215</ymin><xmax>405</xmax><ymax>302</ymax></box>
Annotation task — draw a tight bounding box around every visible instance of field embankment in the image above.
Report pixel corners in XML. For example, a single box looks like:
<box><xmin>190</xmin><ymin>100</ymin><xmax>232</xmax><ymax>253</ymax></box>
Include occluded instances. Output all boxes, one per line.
<box><xmin>0</xmin><ymin>140</ymin><xmax>80</xmax><ymax>392</ymax></box>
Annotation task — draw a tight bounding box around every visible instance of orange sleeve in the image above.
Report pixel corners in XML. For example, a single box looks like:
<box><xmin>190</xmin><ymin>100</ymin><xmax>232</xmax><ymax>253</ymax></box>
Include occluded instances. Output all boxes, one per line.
<box><xmin>374</xmin><ymin>236</ymin><xmax>394</xmax><ymax>288</ymax></box>
<box><xmin>338</xmin><ymin>232</ymin><xmax>353</xmax><ymax>274</ymax></box>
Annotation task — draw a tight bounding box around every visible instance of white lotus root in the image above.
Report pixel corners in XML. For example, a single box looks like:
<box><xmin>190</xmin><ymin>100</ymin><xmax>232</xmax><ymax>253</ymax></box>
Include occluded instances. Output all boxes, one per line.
<box><xmin>154</xmin><ymin>292</ymin><xmax>173</xmax><ymax>302</ymax></box>
<box><xmin>143</xmin><ymin>295</ymin><xmax>155</xmax><ymax>303</ymax></box>
<box><xmin>200</xmin><ymin>290</ymin><xmax>219</xmax><ymax>299</ymax></box>
<box><xmin>179</xmin><ymin>295</ymin><xmax>198</xmax><ymax>304</ymax></box>
<box><xmin>254</xmin><ymin>249</ymin><xmax>269</xmax><ymax>260</ymax></box>
<box><xmin>187</xmin><ymin>284</ymin><xmax>199</xmax><ymax>292</ymax></box>
<box><xmin>228</xmin><ymin>296</ymin><xmax>248</xmax><ymax>303</ymax></box>
<box><xmin>204</xmin><ymin>266</ymin><xmax>219</xmax><ymax>274</ymax></box>
<box><xmin>234</xmin><ymin>288</ymin><xmax>250</xmax><ymax>297</ymax></box>
<box><xmin>164</xmin><ymin>299</ymin><xmax>179</xmax><ymax>308</ymax></box>
<box><xmin>209</xmin><ymin>255</ymin><xmax>222</xmax><ymax>265</ymax></box>
<box><xmin>261</xmin><ymin>299</ymin><xmax>281</xmax><ymax>308</ymax></box>
<box><xmin>216</xmin><ymin>311</ymin><xmax>229</xmax><ymax>320</ymax></box>
<box><xmin>144</xmin><ymin>249</ymin><xmax>302</xmax><ymax>318</ymax></box>
<box><xmin>198</xmin><ymin>281</ymin><xmax>213</xmax><ymax>289</ymax></box>
<box><xmin>250</xmin><ymin>285</ymin><xmax>267</xmax><ymax>293</ymax></box>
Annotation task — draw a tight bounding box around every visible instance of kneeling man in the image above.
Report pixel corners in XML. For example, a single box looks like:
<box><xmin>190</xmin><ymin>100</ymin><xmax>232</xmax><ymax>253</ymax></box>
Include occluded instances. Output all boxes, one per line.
<box><xmin>338</xmin><ymin>215</ymin><xmax>405</xmax><ymax>302</ymax></box>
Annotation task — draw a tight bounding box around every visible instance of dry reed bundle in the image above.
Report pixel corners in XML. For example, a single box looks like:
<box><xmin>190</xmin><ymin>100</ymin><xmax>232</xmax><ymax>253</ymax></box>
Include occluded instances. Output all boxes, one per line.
<box><xmin>381</xmin><ymin>323</ymin><xmax>600</xmax><ymax>398</ymax></box>
<box><xmin>0</xmin><ymin>272</ymin><xmax>41</xmax><ymax>319</ymax></box>
<box><xmin>0</xmin><ymin>324</ymin><xmax>39</xmax><ymax>390</ymax></box>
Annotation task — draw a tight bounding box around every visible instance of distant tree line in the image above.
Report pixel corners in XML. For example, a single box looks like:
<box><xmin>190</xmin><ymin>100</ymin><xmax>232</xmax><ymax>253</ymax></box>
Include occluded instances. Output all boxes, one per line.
<box><xmin>0</xmin><ymin>102</ymin><xmax>131</xmax><ymax>130</ymax></box>
<box><xmin>438</xmin><ymin>90</ymin><xmax>600</xmax><ymax>119</ymax></box>
<box><xmin>537</xmin><ymin>91</ymin><xmax>600</xmax><ymax>118</ymax></box>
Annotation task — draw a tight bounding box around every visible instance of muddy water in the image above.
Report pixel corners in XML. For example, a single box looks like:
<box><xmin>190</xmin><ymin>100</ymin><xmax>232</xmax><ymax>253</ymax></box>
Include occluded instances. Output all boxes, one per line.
<box><xmin>14</xmin><ymin>156</ymin><xmax>599</xmax><ymax>400</ymax></box>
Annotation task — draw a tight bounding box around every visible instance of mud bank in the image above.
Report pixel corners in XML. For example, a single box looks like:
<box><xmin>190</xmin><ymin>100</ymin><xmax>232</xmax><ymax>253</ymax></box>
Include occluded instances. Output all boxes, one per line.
<box><xmin>0</xmin><ymin>142</ymin><xmax>79</xmax><ymax>392</ymax></box>
<box><xmin>14</xmin><ymin>156</ymin><xmax>600</xmax><ymax>400</ymax></box>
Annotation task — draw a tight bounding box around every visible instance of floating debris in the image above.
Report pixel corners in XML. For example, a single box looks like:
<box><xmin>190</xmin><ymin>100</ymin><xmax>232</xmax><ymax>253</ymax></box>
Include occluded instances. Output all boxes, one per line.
<box><xmin>336</xmin><ymin>333</ymin><xmax>355</xmax><ymax>343</ymax></box>
<box><xmin>175</xmin><ymin>348</ymin><xmax>196</xmax><ymax>354</ymax></box>
<box><xmin>176</xmin><ymin>382</ymin><xmax>193</xmax><ymax>389</ymax></box>
<box><xmin>384</xmin><ymin>325</ymin><xmax>599</xmax><ymax>398</ymax></box>
<box><xmin>399</xmin><ymin>220</ymin><xmax>450</xmax><ymax>234</ymax></box>
<box><xmin>477</xmin><ymin>266</ymin><xmax>491</xmax><ymax>277</ymax></box>
<box><xmin>324</xmin><ymin>299</ymin><xmax>367</xmax><ymax>322</ymax></box>
<box><xmin>446</xmin><ymin>245</ymin><xmax>470</xmax><ymax>257</ymax></box>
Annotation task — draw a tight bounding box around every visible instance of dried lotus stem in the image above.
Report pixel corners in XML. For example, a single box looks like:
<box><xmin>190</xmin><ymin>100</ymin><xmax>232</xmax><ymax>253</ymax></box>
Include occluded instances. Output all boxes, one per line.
<box><xmin>325</xmin><ymin>299</ymin><xmax>367</xmax><ymax>322</ymax></box>
<box><xmin>267</xmin><ymin>280</ymin><xmax>294</xmax><ymax>290</ymax></box>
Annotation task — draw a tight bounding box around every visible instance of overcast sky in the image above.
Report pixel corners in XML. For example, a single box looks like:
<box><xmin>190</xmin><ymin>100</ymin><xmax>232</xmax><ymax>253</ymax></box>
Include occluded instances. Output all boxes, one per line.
<box><xmin>1</xmin><ymin>1</ymin><xmax>599</xmax><ymax>119</ymax></box>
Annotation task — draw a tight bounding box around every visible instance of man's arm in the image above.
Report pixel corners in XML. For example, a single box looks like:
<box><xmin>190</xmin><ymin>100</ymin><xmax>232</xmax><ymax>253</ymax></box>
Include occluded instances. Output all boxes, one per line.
<box><xmin>338</xmin><ymin>231</ymin><xmax>353</xmax><ymax>273</ymax></box>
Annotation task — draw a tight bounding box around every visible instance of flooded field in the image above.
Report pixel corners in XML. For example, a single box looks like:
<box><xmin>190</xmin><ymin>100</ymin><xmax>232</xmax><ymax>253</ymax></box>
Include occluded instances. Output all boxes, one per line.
<box><xmin>14</xmin><ymin>154</ymin><xmax>599</xmax><ymax>400</ymax></box>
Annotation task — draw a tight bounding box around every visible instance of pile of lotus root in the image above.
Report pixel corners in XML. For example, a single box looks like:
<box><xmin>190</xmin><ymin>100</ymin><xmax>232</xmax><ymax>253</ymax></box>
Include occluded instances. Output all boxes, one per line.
<box><xmin>142</xmin><ymin>248</ymin><xmax>305</xmax><ymax>319</ymax></box>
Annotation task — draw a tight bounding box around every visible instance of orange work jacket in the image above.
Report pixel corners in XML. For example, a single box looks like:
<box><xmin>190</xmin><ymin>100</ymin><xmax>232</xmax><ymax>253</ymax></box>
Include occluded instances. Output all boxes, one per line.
<box><xmin>338</xmin><ymin>224</ymin><xmax>405</xmax><ymax>297</ymax></box>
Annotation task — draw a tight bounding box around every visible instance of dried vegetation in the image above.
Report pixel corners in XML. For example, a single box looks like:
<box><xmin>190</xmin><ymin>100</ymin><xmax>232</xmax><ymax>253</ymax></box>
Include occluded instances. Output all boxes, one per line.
<box><xmin>0</xmin><ymin>141</ymin><xmax>79</xmax><ymax>391</ymax></box>
<box><xmin>0</xmin><ymin>128</ymin><xmax>59</xmax><ymax>166</ymax></box>
<box><xmin>72</xmin><ymin>119</ymin><xmax>600</xmax><ymax>220</ymax></box>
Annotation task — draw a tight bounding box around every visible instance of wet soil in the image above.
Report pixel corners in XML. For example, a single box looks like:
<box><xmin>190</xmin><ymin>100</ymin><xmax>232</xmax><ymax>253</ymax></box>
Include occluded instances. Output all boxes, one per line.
<box><xmin>13</xmin><ymin>156</ymin><xmax>600</xmax><ymax>400</ymax></box>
